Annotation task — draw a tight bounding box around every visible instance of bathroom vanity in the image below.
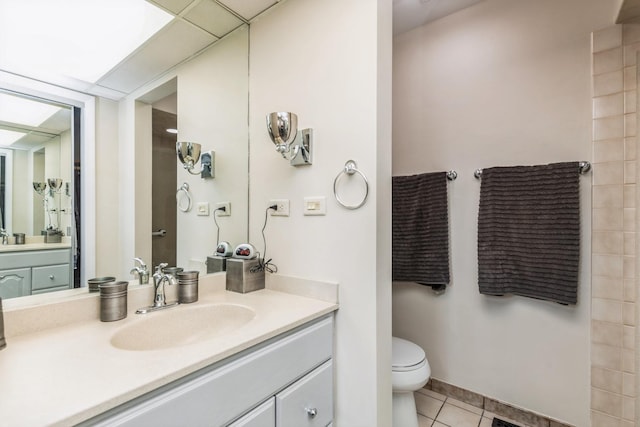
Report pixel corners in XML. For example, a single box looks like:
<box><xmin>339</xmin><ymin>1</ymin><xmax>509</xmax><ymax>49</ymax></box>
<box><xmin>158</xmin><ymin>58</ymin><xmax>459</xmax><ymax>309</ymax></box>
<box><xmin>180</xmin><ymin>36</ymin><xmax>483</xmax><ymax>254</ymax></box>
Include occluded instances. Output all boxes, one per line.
<box><xmin>0</xmin><ymin>243</ymin><xmax>72</xmax><ymax>299</ymax></box>
<box><xmin>0</xmin><ymin>273</ymin><xmax>337</xmax><ymax>426</ymax></box>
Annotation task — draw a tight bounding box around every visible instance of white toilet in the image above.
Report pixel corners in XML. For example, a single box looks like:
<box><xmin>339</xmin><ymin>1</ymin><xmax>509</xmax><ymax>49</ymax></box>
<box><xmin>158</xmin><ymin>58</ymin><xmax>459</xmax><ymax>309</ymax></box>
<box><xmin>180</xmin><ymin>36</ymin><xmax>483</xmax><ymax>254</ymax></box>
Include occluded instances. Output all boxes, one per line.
<box><xmin>392</xmin><ymin>336</ymin><xmax>431</xmax><ymax>427</ymax></box>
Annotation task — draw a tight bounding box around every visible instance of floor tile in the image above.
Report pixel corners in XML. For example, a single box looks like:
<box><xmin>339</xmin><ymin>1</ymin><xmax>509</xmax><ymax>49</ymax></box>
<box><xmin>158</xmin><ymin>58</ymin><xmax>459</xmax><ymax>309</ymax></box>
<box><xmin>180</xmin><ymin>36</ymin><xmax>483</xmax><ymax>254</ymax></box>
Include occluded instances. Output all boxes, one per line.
<box><xmin>415</xmin><ymin>392</ymin><xmax>445</xmax><ymax>419</ymax></box>
<box><xmin>435</xmin><ymin>402</ymin><xmax>482</xmax><ymax>427</ymax></box>
<box><xmin>446</xmin><ymin>397</ymin><xmax>483</xmax><ymax>415</ymax></box>
<box><xmin>433</xmin><ymin>422</ymin><xmax>448</xmax><ymax>427</ymax></box>
<box><xmin>418</xmin><ymin>414</ymin><xmax>434</xmax><ymax>427</ymax></box>
<box><xmin>480</xmin><ymin>417</ymin><xmax>493</xmax><ymax>427</ymax></box>
<box><xmin>416</xmin><ymin>387</ymin><xmax>447</xmax><ymax>401</ymax></box>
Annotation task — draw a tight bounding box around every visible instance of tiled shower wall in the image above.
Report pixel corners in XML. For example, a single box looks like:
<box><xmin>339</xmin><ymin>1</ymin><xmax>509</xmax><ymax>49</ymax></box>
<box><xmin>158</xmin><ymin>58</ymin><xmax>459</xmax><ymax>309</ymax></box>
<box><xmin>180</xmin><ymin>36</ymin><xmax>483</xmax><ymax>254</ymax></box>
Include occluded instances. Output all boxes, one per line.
<box><xmin>591</xmin><ymin>24</ymin><xmax>639</xmax><ymax>426</ymax></box>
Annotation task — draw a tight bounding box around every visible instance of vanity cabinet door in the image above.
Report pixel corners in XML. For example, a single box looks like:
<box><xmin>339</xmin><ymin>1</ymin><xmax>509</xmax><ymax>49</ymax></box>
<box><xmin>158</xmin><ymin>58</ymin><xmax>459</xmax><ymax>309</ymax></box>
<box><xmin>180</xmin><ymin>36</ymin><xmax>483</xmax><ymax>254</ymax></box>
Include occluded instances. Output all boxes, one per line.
<box><xmin>0</xmin><ymin>268</ymin><xmax>31</xmax><ymax>298</ymax></box>
<box><xmin>275</xmin><ymin>360</ymin><xmax>333</xmax><ymax>427</ymax></box>
<box><xmin>228</xmin><ymin>398</ymin><xmax>275</xmax><ymax>427</ymax></box>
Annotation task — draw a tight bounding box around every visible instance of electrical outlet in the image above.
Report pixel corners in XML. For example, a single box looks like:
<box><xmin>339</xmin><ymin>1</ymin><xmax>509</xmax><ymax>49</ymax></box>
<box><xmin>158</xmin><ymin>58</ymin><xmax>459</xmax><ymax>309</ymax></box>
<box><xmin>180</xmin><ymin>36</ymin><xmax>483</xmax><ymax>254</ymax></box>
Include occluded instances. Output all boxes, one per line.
<box><xmin>269</xmin><ymin>199</ymin><xmax>290</xmax><ymax>216</ymax></box>
<box><xmin>215</xmin><ymin>202</ymin><xmax>231</xmax><ymax>216</ymax></box>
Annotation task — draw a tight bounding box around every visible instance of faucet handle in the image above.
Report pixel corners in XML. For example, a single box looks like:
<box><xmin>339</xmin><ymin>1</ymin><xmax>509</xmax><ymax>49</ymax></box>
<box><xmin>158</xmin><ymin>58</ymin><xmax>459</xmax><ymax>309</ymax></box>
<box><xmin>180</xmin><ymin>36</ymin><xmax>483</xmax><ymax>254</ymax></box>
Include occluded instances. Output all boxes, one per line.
<box><xmin>134</xmin><ymin>257</ymin><xmax>148</xmax><ymax>270</ymax></box>
<box><xmin>155</xmin><ymin>263</ymin><xmax>169</xmax><ymax>274</ymax></box>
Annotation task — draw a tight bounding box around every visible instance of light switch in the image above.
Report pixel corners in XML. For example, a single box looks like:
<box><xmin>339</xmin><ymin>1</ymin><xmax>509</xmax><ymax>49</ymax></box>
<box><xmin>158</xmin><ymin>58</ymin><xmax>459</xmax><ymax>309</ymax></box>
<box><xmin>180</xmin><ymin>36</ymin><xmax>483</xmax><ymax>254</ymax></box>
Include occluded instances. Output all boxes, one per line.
<box><xmin>303</xmin><ymin>197</ymin><xmax>326</xmax><ymax>216</ymax></box>
<box><xmin>197</xmin><ymin>202</ymin><xmax>210</xmax><ymax>216</ymax></box>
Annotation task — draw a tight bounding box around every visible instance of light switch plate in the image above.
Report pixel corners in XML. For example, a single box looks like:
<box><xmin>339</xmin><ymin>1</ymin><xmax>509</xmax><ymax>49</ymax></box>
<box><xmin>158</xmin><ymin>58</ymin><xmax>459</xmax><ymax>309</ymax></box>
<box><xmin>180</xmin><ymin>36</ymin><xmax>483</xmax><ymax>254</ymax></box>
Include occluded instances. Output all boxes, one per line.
<box><xmin>303</xmin><ymin>197</ymin><xmax>326</xmax><ymax>216</ymax></box>
<box><xmin>197</xmin><ymin>202</ymin><xmax>210</xmax><ymax>216</ymax></box>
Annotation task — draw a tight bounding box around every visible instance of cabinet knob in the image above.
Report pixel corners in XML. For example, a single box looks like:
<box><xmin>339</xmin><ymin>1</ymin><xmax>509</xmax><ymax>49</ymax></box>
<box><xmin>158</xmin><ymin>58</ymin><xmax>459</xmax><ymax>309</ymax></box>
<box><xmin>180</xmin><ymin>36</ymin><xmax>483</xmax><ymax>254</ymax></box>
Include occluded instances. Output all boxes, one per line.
<box><xmin>49</xmin><ymin>275</ymin><xmax>55</xmax><ymax>280</ymax></box>
<box><xmin>305</xmin><ymin>407</ymin><xmax>318</xmax><ymax>418</ymax></box>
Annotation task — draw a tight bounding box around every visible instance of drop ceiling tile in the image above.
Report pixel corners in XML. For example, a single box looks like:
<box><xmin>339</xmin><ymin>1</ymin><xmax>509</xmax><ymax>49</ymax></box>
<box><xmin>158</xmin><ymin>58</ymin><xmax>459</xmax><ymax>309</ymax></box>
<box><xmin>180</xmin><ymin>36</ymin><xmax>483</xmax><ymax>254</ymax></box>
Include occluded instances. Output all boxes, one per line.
<box><xmin>184</xmin><ymin>0</ymin><xmax>244</xmax><ymax>37</ymax></box>
<box><xmin>217</xmin><ymin>0</ymin><xmax>278</xmax><ymax>21</ymax></box>
<box><xmin>148</xmin><ymin>0</ymin><xmax>195</xmax><ymax>14</ymax></box>
<box><xmin>97</xmin><ymin>20</ymin><xmax>217</xmax><ymax>93</ymax></box>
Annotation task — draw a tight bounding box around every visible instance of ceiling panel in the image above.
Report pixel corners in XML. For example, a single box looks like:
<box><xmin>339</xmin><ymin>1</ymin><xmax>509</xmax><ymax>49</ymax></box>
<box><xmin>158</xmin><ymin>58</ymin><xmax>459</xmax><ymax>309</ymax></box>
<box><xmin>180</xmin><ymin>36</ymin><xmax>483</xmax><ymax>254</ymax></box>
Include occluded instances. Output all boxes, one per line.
<box><xmin>184</xmin><ymin>0</ymin><xmax>244</xmax><ymax>37</ymax></box>
<box><xmin>217</xmin><ymin>0</ymin><xmax>278</xmax><ymax>21</ymax></box>
<box><xmin>97</xmin><ymin>20</ymin><xmax>217</xmax><ymax>93</ymax></box>
<box><xmin>147</xmin><ymin>0</ymin><xmax>195</xmax><ymax>14</ymax></box>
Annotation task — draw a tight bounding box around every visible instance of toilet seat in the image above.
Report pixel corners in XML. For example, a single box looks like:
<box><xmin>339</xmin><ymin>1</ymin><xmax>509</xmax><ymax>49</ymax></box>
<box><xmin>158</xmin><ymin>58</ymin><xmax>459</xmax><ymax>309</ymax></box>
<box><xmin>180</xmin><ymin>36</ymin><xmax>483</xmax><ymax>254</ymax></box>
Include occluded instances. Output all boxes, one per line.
<box><xmin>392</xmin><ymin>337</ymin><xmax>426</xmax><ymax>372</ymax></box>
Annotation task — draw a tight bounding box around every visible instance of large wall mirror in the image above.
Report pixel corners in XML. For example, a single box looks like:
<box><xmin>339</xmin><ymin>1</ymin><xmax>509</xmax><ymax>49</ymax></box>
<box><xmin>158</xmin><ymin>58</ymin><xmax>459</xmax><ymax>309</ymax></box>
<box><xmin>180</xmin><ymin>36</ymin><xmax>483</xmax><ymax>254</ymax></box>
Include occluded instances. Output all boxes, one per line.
<box><xmin>0</xmin><ymin>23</ymin><xmax>250</xmax><ymax>303</ymax></box>
<box><xmin>0</xmin><ymin>89</ymin><xmax>81</xmax><ymax>299</ymax></box>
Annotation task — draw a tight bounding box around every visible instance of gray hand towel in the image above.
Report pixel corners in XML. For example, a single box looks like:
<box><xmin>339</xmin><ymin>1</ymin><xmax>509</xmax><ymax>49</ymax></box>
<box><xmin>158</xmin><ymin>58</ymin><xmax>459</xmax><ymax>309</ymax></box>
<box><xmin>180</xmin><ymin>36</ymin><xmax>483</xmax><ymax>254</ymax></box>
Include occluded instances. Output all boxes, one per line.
<box><xmin>477</xmin><ymin>162</ymin><xmax>581</xmax><ymax>304</ymax></box>
<box><xmin>392</xmin><ymin>172</ymin><xmax>450</xmax><ymax>289</ymax></box>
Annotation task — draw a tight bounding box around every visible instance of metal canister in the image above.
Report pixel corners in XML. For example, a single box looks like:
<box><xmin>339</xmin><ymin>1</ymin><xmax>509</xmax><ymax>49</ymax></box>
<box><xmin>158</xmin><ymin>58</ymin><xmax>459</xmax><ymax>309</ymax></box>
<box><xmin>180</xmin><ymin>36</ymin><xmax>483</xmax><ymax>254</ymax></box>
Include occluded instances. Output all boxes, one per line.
<box><xmin>13</xmin><ymin>233</ymin><xmax>25</xmax><ymax>245</ymax></box>
<box><xmin>176</xmin><ymin>271</ymin><xmax>199</xmax><ymax>303</ymax></box>
<box><xmin>99</xmin><ymin>281</ymin><xmax>128</xmax><ymax>322</ymax></box>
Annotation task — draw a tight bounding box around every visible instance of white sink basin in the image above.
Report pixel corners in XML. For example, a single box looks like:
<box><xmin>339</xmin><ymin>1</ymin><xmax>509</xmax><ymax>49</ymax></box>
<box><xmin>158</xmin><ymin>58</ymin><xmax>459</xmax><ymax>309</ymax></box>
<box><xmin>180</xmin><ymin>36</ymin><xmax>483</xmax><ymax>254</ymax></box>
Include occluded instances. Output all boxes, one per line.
<box><xmin>110</xmin><ymin>303</ymin><xmax>256</xmax><ymax>351</ymax></box>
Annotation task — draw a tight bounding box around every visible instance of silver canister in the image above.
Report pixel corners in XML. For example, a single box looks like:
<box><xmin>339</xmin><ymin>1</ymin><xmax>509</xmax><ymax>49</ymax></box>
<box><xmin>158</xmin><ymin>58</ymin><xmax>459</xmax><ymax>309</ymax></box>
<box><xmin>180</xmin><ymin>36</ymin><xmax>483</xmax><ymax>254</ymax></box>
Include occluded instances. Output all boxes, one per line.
<box><xmin>99</xmin><ymin>281</ymin><xmax>128</xmax><ymax>322</ymax></box>
<box><xmin>88</xmin><ymin>276</ymin><xmax>116</xmax><ymax>293</ymax></box>
<box><xmin>13</xmin><ymin>233</ymin><xmax>25</xmax><ymax>245</ymax></box>
<box><xmin>0</xmin><ymin>297</ymin><xmax>6</xmax><ymax>350</ymax></box>
<box><xmin>176</xmin><ymin>270</ymin><xmax>198</xmax><ymax>303</ymax></box>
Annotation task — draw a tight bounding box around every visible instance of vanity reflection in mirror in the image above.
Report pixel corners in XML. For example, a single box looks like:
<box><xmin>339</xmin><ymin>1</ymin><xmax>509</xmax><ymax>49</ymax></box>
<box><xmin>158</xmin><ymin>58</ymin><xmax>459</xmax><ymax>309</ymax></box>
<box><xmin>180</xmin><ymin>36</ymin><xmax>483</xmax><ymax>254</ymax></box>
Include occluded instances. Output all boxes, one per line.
<box><xmin>0</xmin><ymin>90</ymin><xmax>80</xmax><ymax>299</ymax></box>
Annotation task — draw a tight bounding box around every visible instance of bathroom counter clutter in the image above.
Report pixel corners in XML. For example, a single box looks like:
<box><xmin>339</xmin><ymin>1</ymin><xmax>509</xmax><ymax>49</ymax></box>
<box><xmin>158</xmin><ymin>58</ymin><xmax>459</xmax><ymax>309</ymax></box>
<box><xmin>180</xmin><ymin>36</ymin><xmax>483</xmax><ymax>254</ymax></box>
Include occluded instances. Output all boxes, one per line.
<box><xmin>0</xmin><ymin>274</ymin><xmax>338</xmax><ymax>427</ymax></box>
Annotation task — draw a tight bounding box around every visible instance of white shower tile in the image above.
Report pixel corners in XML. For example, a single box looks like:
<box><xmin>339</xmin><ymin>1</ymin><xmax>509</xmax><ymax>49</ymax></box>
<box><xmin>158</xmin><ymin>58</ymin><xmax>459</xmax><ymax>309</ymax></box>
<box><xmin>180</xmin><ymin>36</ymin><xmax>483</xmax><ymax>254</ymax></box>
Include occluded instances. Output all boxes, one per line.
<box><xmin>594</xmin><ymin>26</ymin><xmax>622</xmax><ymax>53</ymax></box>
<box><xmin>594</xmin><ymin>70</ymin><xmax>624</xmax><ymax>96</ymax></box>
<box><xmin>593</xmin><ymin>185</ymin><xmax>624</xmax><ymax>208</ymax></box>
<box><xmin>624</xmin><ymin>66</ymin><xmax>637</xmax><ymax>91</ymax></box>
<box><xmin>594</xmin><ymin>93</ymin><xmax>624</xmax><ymax>118</ymax></box>
<box><xmin>594</xmin><ymin>47</ymin><xmax>623</xmax><ymax>74</ymax></box>
<box><xmin>592</xmin><ymin>366</ymin><xmax>623</xmax><ymax>394</ymax></box>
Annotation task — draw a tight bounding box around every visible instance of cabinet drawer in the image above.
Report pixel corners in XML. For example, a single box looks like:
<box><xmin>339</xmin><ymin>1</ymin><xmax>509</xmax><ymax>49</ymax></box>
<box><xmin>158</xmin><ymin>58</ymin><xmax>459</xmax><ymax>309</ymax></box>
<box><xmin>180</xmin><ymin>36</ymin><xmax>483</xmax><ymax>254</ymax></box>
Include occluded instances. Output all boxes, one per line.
<box><xmin>228</xmin><ymin>398</ymin><xmax>275</xmax><ymax>427</ymax></box>
<box><xmin>32</xmin><ymin>264</ymin><xmax>70</xmax><ymax>290</ymax></box>
<box><xmin>0</xmin><ymin>249</ymin><xmax>70</xmax><ymax>269</ymax></box>
<box><xmin>276</xmin><ymin>360</ymin><xmax>333</xmax><ymax>427</ymax></box>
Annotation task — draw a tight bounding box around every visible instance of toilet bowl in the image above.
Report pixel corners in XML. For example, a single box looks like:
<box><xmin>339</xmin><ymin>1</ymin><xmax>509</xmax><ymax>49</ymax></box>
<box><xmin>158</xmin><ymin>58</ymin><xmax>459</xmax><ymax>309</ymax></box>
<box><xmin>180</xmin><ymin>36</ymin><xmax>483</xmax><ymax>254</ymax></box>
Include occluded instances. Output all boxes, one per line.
<box><xmin>392</xmin><ymin>336</ymin><xmax>431</xmax><ymax>427</ymax></box>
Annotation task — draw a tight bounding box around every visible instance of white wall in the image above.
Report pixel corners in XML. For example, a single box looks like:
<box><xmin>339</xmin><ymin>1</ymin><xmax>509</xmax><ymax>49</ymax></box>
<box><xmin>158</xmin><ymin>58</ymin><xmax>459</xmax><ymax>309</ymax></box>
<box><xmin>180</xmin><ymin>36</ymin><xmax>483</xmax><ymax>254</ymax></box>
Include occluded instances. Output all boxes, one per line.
<box><xmin>95</xmin><ymin>98</ymin><xmax>121</xmax><ymax>277</ymax></box>
<box><xmin>176</xmin><ymin>28</ymin><xmax>249</xmax><ymax>270</ymax></box>
<box><xmin>392</xmin><ymin>0</ymin><xmax>618</xmax><ymax>425</ymax></box>
<box><xmin>249</xmin><ymin>0</ymin><xmax>392</xmax><ymax>425</ymax></box>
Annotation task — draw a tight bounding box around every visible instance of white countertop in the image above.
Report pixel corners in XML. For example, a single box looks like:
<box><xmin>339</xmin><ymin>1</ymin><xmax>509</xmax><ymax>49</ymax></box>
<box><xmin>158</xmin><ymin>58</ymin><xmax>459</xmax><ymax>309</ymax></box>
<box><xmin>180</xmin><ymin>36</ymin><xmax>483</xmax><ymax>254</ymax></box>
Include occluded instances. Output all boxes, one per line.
<box><xmin>0</xmin><ymin>274</ymin><xmax>338</xmax><ymax>426</ymax></box>
<box><xmin>0</xmin><ymin>235</ymin><xmax>71</xmax><ymax>253</ymax></box>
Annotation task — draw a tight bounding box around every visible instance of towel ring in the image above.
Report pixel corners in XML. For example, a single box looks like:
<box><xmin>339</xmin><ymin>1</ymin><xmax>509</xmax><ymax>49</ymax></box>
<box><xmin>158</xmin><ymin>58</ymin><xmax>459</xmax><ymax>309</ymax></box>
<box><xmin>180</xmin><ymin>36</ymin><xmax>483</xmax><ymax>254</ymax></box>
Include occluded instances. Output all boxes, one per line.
<box><xmin>176</xmin><ymin>182</ymin><xmax>192</xmax><ymax>212</ymax></box>
<box><xmin>333</xmin><ymin>160</ymin><xmax>369</xmax><ymax>210</ymax></box>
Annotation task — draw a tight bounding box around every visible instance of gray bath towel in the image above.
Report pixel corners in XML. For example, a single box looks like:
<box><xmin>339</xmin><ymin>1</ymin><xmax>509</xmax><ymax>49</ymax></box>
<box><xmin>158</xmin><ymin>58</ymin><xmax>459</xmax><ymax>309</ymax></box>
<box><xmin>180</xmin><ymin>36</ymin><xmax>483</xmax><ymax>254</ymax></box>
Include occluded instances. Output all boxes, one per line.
<box><xmin>477</xmin><ymin>162</ymin><xmax>581</xmax><ymax>304</ymax></box>
<box><xmin>392</xmin><ymin>172</ymin><xmax>450</xmax><ymax>289</ymax></box>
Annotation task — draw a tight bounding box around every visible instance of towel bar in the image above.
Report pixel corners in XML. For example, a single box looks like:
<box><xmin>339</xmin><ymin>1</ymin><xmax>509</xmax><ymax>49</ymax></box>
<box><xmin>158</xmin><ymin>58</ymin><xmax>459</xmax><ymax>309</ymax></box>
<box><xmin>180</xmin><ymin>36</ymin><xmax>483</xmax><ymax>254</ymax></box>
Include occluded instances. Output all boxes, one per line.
<box><xmin>474</xmin><ymin>161</ymin><xmax>591</xmax><ymax>179</ymax></box>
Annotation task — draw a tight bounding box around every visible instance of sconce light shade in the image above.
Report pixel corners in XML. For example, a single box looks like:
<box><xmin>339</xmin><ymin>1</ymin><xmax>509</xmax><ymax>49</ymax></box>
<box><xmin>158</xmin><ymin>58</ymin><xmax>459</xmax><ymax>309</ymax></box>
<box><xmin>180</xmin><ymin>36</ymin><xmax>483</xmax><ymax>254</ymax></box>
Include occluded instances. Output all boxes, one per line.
<box><xmin>267</xmin><ymin>112</ymin><xmax>298</xmax><ymax>154</ymax></box>
<box><xmin>47</xmin><ymin>178</ymin><xmax>63</xmax><ymax>193</ymax></box>
<box><xmin>266</xmin><ymin>112</ymin><xmax>312</xmax><ymax>166</ymax></box>
<box><xmin>176</xmin><ymin>141</ymin><xmax>214</xmax><ymax>179</ymax></box>
<box><xmin>33</xmin><ymin>182</ymin><xmax>47</xmax><ymax>195</ymax></box>
<box><xmin>176</xmin><ymin>141</ymin><xmax>201</xmax><ymax>170</ymax></box>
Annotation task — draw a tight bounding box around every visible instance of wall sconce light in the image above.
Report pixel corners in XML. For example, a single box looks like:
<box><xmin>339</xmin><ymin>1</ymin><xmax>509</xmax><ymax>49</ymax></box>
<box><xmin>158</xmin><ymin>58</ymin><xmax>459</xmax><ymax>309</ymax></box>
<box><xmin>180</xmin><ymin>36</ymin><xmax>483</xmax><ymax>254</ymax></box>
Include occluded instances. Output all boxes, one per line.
<box><xmin>176</xmin><ymin>141</ymin><xmax>214</xmax><ymax>179</ymax></box>
<box><xmin>266</xmin><ymin>112</ymin><xmax>313</xmax><ymax>166</ymax></box>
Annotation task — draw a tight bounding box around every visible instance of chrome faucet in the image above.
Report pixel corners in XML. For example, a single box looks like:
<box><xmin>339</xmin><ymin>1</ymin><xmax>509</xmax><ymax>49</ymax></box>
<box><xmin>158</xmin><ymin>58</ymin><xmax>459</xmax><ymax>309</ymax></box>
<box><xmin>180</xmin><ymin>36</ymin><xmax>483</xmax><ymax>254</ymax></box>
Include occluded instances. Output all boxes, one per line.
<box><xmin>0</xmin><ymin>229</ymin><xmax>8</xmax><ymax>245</ymax></box>
<box><xmin>130</xmin><ymin>257</ymin><xmax>149</xmax><ymax>284</ymax></box>
<box><xmin>135</xmin><ymin>262</ymin><xmax>179</xmax><ymax>314</ymax></box>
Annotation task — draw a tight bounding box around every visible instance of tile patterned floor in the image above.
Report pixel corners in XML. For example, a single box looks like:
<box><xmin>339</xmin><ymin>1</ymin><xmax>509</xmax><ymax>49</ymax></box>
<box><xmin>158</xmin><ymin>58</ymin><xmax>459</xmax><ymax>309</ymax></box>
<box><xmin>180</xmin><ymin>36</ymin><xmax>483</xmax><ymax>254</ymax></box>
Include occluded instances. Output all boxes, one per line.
<box><xmin>415</xmin><ymin>388</ymin><xmax>535</xmax><ymax>427</ymax></box>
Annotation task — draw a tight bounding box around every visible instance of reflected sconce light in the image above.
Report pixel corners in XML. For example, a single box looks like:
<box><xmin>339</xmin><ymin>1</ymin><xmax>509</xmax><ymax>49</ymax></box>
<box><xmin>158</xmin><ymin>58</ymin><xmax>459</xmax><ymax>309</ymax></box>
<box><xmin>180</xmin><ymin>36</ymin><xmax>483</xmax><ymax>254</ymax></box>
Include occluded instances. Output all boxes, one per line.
<box><xmin>176</xmin><ymin>141</ymin><xmax>214</xmax><ymax>179</ymax></box>
<box><xmin>47</xmin><ymin>178</ymin><xmax>63</xmax><ymax>195</ymax></box>
<box><xmin>266</xmin><ymin>112</ymin><xmax>313</xmax><ymax>166</ymax></box>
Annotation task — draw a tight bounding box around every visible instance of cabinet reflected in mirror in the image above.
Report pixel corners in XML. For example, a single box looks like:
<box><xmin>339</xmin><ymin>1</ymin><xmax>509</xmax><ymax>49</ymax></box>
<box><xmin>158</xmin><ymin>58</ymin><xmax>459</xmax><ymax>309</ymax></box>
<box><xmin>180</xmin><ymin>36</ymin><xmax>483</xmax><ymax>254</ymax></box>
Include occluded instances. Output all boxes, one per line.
<box><xmin>0</xmin><ymin>90</ymin><xmax>79</xmax><ymax>299</ymax></box>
